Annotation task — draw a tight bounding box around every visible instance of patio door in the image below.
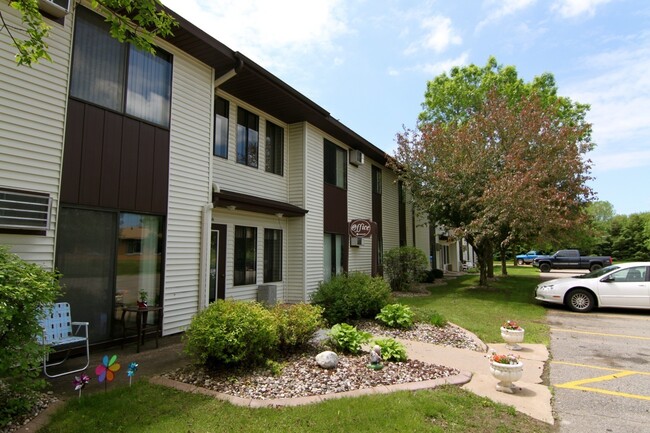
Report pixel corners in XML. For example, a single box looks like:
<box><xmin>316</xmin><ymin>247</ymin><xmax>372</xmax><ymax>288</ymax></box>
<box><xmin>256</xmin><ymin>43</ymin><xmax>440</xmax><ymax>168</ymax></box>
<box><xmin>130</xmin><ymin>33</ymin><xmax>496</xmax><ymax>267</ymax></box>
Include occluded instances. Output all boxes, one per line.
<box><xmin>209</xmin><ymin>224</ymin><xmax>227</xmax><ymax>303</ymax></box>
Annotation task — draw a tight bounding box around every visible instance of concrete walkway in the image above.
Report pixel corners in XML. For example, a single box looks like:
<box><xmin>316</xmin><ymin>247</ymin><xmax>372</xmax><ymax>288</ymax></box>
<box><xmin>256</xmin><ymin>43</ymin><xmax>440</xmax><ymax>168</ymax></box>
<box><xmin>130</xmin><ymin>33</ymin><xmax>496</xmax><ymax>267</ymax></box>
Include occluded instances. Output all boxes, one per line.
<box><xmin>19</xmin><ymin>333</ymin><xmax>554</xmax><ymax>431</ymax></box>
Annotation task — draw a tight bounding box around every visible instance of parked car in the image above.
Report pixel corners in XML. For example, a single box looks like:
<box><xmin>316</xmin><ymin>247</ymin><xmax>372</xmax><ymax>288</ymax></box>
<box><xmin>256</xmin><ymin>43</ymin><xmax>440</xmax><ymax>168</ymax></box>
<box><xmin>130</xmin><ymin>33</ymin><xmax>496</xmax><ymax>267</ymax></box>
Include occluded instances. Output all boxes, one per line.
<box><xmin>516</xmin><ymin>250</ymin><xmax>541</xmax><ymax>265</ymax></box>
<box><xmin>534</xmin><ymin>262</ymin><xmax>650</xmax><ymax>312</ymax></box>
<box><xmin>532</xmin><ymin>249</ymin><xmax>612</xmax><ymax>272</ymax></box>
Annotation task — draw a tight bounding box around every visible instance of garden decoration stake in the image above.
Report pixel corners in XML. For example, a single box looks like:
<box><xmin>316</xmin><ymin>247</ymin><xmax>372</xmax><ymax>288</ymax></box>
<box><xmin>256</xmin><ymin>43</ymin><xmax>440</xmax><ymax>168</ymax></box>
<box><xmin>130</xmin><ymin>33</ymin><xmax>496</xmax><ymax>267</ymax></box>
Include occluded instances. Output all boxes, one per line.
<box><xmin>73</xmin><ymin>374</ymin><xmax>90</xmax><ymax>398</ymax></box>
<box><xmin>127</xmin><ymin>362</ymin><xmax>139</xmax><ymax>386</ymax></box>
<box><xmin>96</xmin><ymin>354</ymin><xmax>121</xmax><ymax>392</ymax></box>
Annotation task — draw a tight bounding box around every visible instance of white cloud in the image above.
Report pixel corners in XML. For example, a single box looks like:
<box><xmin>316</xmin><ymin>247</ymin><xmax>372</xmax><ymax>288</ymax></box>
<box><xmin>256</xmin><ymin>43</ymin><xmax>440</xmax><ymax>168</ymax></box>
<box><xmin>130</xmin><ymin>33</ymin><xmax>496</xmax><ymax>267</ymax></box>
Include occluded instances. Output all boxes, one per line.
<box><xmin>565</xmin><ymin>36</ymin><xmax>650</xmax><ymax>171</ymax></box>
<box><xmin>415</xmin><ymin>52</ymin><xmax>470</xmax><ymax>76</ymax></box>
<box><xmin>161</xmin><ymin>0</ymin><xmax>350</xmax><ymax>72</ymax></box>
<box><xmin>476</xmin><ymin>0</ymin><xmax>537</xmax><ymax>31</ymax></box>
<box><xmin>404</xmin><ymin>15</ymin><xmax>461</xmax><ymax>55</ymax></box>
<box><xmin>551</xmin><ymin>0</ymin><xmax>612</xmax><ymax>18</ymax></box>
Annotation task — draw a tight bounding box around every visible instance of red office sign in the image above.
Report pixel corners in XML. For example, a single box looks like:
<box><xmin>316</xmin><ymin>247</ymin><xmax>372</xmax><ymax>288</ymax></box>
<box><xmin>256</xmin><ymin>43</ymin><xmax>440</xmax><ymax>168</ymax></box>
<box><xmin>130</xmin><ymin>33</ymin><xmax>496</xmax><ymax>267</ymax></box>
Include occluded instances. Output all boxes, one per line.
<box><xmin>349</xmin><ymin>219</ymin><xmax>373</xmax><ymax>238</ymax></box>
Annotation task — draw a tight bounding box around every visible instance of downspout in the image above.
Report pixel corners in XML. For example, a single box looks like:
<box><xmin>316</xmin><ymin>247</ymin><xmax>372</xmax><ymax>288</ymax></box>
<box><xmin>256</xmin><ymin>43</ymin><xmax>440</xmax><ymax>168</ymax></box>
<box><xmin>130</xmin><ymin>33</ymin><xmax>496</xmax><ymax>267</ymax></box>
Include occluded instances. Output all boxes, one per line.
<box><xmin>214</xmin><ymin>56</ymin><xmax>244</xmax><ymax>89</ymax></box>
<box><xmin>199</xmin><ymin>57</ymin><xmax>244</xmax><ymax>311</ymax></box>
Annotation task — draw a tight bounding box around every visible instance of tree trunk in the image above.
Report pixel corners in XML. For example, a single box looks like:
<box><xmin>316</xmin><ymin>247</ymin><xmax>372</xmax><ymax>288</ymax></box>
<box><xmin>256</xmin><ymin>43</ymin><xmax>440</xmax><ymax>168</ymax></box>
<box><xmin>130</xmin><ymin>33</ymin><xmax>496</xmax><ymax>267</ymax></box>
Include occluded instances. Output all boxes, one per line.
<box><xmin>486</xmin><ymin>243</ymin><xmax>494</xmax><ymax>278</ymax></box>
<box><xmin>500</xmin><ymin>245</ymin><xmax>508</xmax><ymax>276</ymax></box>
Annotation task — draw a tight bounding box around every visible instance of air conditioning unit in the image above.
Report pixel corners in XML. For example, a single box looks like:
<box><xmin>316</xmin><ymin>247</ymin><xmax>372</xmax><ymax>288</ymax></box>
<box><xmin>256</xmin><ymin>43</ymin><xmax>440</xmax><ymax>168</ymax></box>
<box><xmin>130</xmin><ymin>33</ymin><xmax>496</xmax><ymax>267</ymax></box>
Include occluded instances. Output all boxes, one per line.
<box><xmin>257</xmin><ymin>285</ymin><xmax>277</xmax><ymax>305</ymax></box>
<box><xmin>349</xmin><ymin>149</ymin><xmax>364</xmax><ymax>166</ymax></box>
<box><xmin>350</xmin><ymin>237</ymin><xmax>363</xmax><ymax>247</ymax></box>
<box><xmin>38</xmin><ymin>0</ymin><xmax>70</xmax><ymax>18</ymax></box>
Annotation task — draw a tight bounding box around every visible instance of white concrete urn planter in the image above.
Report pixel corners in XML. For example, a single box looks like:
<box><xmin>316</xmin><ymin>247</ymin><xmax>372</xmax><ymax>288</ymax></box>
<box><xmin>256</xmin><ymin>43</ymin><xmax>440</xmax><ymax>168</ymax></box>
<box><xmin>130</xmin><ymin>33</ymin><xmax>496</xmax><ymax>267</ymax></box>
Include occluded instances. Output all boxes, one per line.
<box><xmin>500</xmin><ymin>326</ymin><xmax>525</xmax><ymax>350</ymax></box>
<box><xmin>489</xmin><ymin>361</ymin><xmax>524</xmax><ymax>393</ymax></box>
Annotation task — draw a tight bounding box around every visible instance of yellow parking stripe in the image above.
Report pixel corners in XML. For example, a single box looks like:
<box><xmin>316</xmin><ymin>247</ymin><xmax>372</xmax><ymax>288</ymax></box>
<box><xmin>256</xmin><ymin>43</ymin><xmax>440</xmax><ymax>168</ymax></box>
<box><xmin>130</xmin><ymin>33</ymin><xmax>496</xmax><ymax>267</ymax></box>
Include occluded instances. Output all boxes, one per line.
<box><xmin>551</xmin><ymin>311</ymin><xmax>650</xmax><ymax>321</ymax></box>
<box><xmin>553</xmin><ymin>362</ymin><xmax>650</xmax><ymax>401</ymax></box>
<box><xmin>550</xmin><ymin>328</ymin><xmax>650</xmax><ymax>340</ymax></box>
<box><xmin>552</xmin><ymin>360</ymin><xmax>650</xmax><ymax>375</ymax></box>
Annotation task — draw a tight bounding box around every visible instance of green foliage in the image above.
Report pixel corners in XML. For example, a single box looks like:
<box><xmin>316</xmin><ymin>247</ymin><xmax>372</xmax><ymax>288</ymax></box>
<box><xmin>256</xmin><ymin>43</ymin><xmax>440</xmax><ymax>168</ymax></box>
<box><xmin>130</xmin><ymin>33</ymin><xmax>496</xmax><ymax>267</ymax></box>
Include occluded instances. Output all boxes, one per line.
<box><xmin>0</xmin><ymin>246</ymin><xmax>62</xmax><ymax>428</ymax></box>
<box><xmin>375</xmin><ymin>303</ymin><xmax>415</xmax><ymax>329</ymax></box>
<box><xmin>270</xmin><ymin>303</ymin><xmax>324</xmax><ymax>349</ymax></box>
<box><xmin>373</xmin><ymin>338</ymin><xmax>408</xmax><ymax>362</ymax></box>
<box><xmin>383</xmin><ymin>246</ymin><xmax>429</xmax><ymax>291</ymax></box>
<box><xmin>183</xmin><ymin>300</ymin><xmax>278</xmax><ymax>366</ymax></box>
<box><xmin>4</xmin><ymin>0</ymin><xmax>177</xmax><ymax>66</ymax></box>
<box><xmin>427</xmin><ymin>311</ymin><xmax>448</xmax><ymax>328</ymax></box>
<box><xmin>327</xmin><ymin>323</ymin><xmax>371</xmax><ymax>354</ymax></box>
<box><xmin>310</xmin><ymin>272</ymin><xmax>392</xmax><ymax>325</ymax></box>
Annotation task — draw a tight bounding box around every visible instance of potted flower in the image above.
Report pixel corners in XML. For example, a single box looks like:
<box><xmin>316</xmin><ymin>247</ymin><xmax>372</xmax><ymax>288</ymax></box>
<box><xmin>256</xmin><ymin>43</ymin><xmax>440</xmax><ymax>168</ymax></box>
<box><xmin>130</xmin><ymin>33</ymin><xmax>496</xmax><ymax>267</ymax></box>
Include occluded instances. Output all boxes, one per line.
<box><xmin>500</xmin><ymin>320</ymin><xmax>524</xmax><ymax>350</ymax></box>
<box><xmin>137</xmin><ymin>290</ymin><xmax>148</xmax><ymax>309</ymax></box>
<box><xmin>489</xmin><ymin>352</ymin><xmax>523</xmax><ymax>393</ymax></box>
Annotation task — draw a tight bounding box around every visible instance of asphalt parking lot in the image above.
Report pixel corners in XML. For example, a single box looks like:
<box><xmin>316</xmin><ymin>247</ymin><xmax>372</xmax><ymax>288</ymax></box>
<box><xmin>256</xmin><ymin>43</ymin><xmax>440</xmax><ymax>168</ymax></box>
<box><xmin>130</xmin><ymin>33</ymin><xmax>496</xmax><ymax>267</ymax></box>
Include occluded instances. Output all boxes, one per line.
<box><xmin>546</xmin><ymin>305</ymin><xmax>650</xmax><ymax>432</ymax></box>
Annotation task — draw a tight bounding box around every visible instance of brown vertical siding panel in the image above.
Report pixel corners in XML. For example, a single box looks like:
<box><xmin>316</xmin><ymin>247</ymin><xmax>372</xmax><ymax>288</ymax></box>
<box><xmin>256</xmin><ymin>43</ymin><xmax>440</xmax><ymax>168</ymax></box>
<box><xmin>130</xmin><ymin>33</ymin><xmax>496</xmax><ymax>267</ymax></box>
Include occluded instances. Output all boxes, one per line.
<box><xmin>78</xmin><ymin>105</ymin><xmax>105</xmax><ymax>206</ymax></box>
<box><xmin>60</xmin><ymin>100</ymin><xmax>84</xmax><ymax>204</ymax></box>
<box><xmin>119</xmin><ymin>118</ymin><xmax>139</xmax><ymax>211</ymax></box>
<box><xmin>151</xmin><ymin>128</ymin><xmax>169</xmax><ymax>214</ymax></box>
<box><xmin>135</xmin><ymin>123</ymin><xmax>155</xmax><ymax>212</ymax></box>
<box><xmin>99</xmin><ymin>112</ymin><xmax>123</xmax><ymax>208</ymax></box>
<box><xmin>323</xmin><ymin>184</ymin><xmax>348</xmax><ymax>234</ymax></box>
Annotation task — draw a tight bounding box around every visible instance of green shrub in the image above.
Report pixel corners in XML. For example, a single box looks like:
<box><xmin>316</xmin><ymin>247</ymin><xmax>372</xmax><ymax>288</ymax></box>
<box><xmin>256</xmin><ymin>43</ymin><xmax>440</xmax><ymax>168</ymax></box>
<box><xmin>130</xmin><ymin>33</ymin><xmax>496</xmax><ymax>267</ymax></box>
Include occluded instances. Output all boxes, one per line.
<box><xmin>327</xmin><ymin>323</ymin><xmax>371</xmax><ymax>354</ymax></box>
<box><xmin>270</xmin><ymin>303</ymin><xmax>324</xmax><ymax>349</ymax></box>
<box><xmin>373</xmin><ymin>338</ymin><xmax>408</xmax><ymax>362</ymax></box>
<box><xmin>0</xmin><ymin>246</ymin><xmax>62</xmax><ymax>428</ymax></box>
<box><xmin>428</xmin><ymin>311</ymin><xmax>448</xmax><ymax>327</ymax></box>
<box><xmin>310</xmin><ymin>272</ymin><xmax>392</xmax><ymax>325</ymax></box>
<box><xmin>383</xmin><ymin>246</ymin><xmax>429</xmax><ymax>291</ymax></box>
<box><xmin>375</xmin><ymin>303</ymin><xmax>415</xmax><ymax>329</ymax></box>
<box><xmin>183</xmin><ymin>300</ymin><xmax>278</xmax><ymax>366</ymax></box>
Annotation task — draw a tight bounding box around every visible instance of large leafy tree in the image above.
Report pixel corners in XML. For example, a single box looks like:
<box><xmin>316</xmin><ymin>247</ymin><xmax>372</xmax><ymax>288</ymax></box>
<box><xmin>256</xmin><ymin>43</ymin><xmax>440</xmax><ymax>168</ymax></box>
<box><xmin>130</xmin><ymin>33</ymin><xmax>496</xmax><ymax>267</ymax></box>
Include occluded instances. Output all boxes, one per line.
<box><xmin>2</xmin><ymin>0</ymin><xmax>176</xmax><ymax>66</ymax></box>
<box><xmin>393</xmin><ymin>57</ymin><xmax>594</xmax><ymax>286</ymax></box>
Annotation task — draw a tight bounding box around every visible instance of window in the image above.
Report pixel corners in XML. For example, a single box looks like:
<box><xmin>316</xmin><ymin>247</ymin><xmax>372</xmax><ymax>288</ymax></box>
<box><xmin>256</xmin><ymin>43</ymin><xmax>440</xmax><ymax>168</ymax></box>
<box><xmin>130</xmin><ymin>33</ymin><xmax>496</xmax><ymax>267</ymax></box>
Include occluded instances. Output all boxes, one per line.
<box><xmin>324</xmin><ymin>140</ymin><xmax>346</xmax><ymax>188</ymax></box>
<box><xmin>236</xmin><ymin>108</ymin><xmax>259</xmax><ymax>167</ymax></box>
<box><xmin>70</xmin><ymin>7</ymin><xmax>172</xmax><ymax>127</ymax></box>
<box><xmin>264</xmin><ymin>229</ymin><xmax>282</xmax><ymax>282</ymax></box>
<box><xmin>265</xmin><ymin>121</ymin><xmax>284</xmax><ymax>175</ymax></box>
<box><xmin>0</xmin><ymin>188</ymin><xmax>51</xmax><ymax>233</ymax></box>
<box><xmin>214</xmin><ymin>97</ymin><xmax>229</xmax><ymax>158</ymax></box>
<box><xmin>372</xmin><ymin>166</ymin><xmax>382</xmax><ymax>194</ymax></box>
<box><xmin>323</xmin><ymin>233</ymin><xmax>344</xmax><ymax>281</ymax></box>
<box><xmin>234</xmin><ymin>226</ymin><xmax>257</xmax><ymax>285</ymax></box>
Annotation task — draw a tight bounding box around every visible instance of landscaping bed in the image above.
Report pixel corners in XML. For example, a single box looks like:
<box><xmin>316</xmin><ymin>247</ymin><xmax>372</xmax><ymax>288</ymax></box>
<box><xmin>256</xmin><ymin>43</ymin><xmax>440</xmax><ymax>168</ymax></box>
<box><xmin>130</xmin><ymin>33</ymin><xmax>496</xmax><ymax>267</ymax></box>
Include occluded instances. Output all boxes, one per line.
<box><xmin>163</xmin><ymin>322</ymin><xmax>480</xmax><ymax>400</ymax></box>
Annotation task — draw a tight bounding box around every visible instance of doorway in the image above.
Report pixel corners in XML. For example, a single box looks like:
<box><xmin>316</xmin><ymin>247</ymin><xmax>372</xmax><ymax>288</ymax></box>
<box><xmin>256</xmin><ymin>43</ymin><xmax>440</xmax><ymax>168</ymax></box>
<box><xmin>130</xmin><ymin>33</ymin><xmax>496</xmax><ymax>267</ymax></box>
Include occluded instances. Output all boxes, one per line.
<box><xmin>209</xmin><ymin>224</ymin><xmax>227</xmax><ymax>303</ymax></box>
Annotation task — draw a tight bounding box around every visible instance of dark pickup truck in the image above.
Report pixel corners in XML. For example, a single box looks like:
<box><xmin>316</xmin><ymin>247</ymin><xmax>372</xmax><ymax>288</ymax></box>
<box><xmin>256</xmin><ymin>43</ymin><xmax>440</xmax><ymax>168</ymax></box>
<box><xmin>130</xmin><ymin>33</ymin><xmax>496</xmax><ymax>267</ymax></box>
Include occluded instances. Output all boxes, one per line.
<box><xmin>532</xmin><ymin>249</ymin><xmax>612</xmax><ymax>273</ymax></box>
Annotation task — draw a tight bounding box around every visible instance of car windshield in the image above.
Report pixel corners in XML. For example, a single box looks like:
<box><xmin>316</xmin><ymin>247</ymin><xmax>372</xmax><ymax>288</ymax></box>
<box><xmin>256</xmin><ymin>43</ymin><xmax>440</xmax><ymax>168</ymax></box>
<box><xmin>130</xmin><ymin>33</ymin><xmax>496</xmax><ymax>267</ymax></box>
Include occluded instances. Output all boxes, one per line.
<box><xmin>575</xmin><ymin>265</ymin><xmax>620</xmax><ymax>279</ymax></box>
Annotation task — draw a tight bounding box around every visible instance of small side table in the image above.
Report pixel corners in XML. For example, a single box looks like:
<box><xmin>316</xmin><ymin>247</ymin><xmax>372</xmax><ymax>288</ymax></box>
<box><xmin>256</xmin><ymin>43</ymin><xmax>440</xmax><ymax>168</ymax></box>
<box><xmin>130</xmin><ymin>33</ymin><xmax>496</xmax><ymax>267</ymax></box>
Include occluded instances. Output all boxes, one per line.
<box><xmin>121</xmin><ymin>306</ymin><xmax>163</xmax><ymax>353</ymax></box>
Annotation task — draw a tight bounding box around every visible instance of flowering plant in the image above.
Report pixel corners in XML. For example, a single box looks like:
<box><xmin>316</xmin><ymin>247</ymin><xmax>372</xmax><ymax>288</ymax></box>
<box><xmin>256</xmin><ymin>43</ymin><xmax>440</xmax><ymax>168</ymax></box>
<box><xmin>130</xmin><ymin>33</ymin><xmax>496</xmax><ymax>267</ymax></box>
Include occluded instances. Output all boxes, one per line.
<box><xmin>490</xmin><ymin>353</ymin><xmax>521</xmax><ymax>365</ymax></box>
<box><xmin>502</xmin><ymin>320</ymin><xmax>522</xmax><ymax>330</ymax></box>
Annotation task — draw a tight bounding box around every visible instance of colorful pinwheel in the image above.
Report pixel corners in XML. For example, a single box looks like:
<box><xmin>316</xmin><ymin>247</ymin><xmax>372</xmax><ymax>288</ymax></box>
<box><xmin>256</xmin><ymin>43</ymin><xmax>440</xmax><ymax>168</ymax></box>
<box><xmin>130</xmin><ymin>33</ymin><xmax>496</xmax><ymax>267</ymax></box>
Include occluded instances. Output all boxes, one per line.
<box><xmin>127</xmin><ymin>362</ymin><xmax>138</xmax><ymax>386</ymax></box>
<box><xmin>95</xmin><ymin>354</ymin><xmax>121</xmax><ymax>383</ymax></box>
<box><xmin>73</xmin><ymin>374</ymin><xmax>90</xmax><ymax>398</ymax></box>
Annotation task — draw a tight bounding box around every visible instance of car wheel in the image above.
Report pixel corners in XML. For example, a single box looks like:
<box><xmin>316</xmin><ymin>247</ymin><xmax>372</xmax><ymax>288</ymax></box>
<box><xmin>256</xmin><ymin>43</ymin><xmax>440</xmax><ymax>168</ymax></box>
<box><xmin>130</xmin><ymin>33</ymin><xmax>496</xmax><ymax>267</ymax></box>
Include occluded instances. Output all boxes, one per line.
<box><xmin>589</xmin><ymin>263</ymin><xmax>602</xmax><ymax>272</ymax></box>
<box><xmin>539</xmin><ymin>263</ymin><xmax>551</xmax><ymax>273</ymax></box>
<box><xmin>517</xmin><ymin>259</ymin><xmax>524</xmax><ymax>265</ymax></box>
<box><xmin>567</xmin><ymin>289</ymin><xmax>595</xmax><ymax>312</ymax></box>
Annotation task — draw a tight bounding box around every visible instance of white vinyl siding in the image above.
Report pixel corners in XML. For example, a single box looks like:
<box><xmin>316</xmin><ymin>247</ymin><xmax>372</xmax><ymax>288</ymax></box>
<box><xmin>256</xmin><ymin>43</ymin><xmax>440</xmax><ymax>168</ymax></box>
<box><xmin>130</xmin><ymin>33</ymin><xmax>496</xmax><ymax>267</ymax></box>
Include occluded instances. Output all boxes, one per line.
<box><xmin>382</xmin><ymin>170</ymin><xmax>400</xmax><ymax>252</ymax></box>
<box><xmin>163</xmin><ymin>50</ymin><xmax>213</xmax><ymax>335</ymax></box>
<box><xmin>213</xmin><ymin>92</ymin><xmax>288</xmax><ymax>202</ymax></box>
<box><xmin>347</xmin><ymin>156</ymin><xmax>372</xmax><ymax>274</ymax></box>
<box><xmin>0</xmin><ymin>4</ymin><xmax>73</xmax><ymax>268</ymax></box>
<box><xmin>303</xmin><ymin>125</ymin><xmax>325</xmax><ymax>299</ymax></box>
<box><xmin>286</xmin><ymin>123</ymin><xmax>307</xmax><ymax>302</ymax></box>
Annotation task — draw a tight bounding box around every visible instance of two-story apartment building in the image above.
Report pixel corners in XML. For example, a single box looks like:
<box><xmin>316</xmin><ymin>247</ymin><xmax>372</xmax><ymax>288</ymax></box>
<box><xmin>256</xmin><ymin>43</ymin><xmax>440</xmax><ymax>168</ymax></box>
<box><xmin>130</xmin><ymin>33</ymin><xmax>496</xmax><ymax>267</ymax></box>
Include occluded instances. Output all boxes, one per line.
<box><xmin>0</xmin><ymin>1</ymin><xmax>467</xmax><ymax>345</ymax></box>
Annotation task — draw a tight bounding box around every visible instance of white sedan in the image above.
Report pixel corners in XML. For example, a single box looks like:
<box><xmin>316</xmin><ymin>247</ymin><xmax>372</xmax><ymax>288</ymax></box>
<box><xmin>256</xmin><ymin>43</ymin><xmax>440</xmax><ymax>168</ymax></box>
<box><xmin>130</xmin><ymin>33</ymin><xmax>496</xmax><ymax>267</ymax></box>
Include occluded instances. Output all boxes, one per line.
<box><xmin>535</xmin><ymin>262</ymin><xmax>650</xmax><ymax>312</ymax></box>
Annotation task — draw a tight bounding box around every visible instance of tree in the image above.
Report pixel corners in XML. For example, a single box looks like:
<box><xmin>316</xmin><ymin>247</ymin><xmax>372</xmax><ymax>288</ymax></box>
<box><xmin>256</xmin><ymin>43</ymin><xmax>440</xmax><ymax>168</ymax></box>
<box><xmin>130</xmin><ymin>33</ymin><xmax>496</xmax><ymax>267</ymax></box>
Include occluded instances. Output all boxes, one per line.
<box><xmin>393</xmin><ymin>58</ymin><xmax>593</xmax><ymax>286</ymax></box>
<box><xmin>2</xmin><ymin>0</ymin><xmax>177</xmax><ymax>66</ymax></box>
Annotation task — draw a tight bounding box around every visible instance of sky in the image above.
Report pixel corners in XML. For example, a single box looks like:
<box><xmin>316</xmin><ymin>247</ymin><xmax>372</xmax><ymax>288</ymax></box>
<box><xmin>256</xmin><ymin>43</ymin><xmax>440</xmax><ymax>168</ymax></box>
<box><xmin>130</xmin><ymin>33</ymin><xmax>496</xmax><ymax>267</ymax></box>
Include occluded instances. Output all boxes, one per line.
<box><xmin>161</xmin><ymin>0</ymin><xmax>650</xmax><ymax>216</ymax></box>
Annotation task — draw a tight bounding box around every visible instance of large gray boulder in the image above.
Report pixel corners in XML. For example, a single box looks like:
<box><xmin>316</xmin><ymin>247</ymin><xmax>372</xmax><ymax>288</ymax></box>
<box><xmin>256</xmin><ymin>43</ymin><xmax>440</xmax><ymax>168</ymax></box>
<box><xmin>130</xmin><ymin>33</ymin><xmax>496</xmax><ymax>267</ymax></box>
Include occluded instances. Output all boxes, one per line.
<box><xmin>315</xmin><ymin>350</ymin><xmax>338</xmax><ymax>369</ymax></box>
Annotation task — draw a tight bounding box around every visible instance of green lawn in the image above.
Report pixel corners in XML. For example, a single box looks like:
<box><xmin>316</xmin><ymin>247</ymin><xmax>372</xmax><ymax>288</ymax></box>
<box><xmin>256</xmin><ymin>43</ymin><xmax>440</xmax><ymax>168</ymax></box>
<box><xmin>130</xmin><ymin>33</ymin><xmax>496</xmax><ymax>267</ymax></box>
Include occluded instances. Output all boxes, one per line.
<box><xmin>402</xmin><ymin>265</ymin><xmax>549</xmax><ymax>345</ymax></box>
<box><xmin>42</xmin><ymin>382</ymin><xmax>553</xmax><ymax>433</ymax></box>
<box><xmin>40</xmin><ymin>264</ymin><xmax>552</xmax><ymax>433</ymax></box>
